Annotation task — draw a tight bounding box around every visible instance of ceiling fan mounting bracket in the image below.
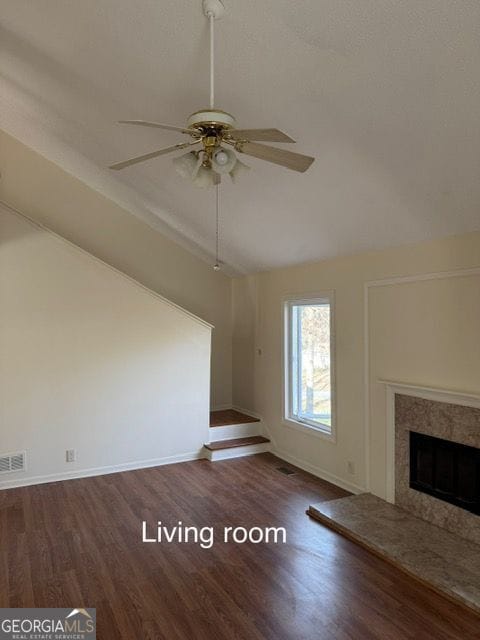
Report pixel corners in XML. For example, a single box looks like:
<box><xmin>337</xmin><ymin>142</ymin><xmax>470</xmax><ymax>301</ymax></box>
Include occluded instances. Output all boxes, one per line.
<box><xmin>202</xmin><ymin>0</ymin><xmax>225</xmax><ymax>20</ymax></box>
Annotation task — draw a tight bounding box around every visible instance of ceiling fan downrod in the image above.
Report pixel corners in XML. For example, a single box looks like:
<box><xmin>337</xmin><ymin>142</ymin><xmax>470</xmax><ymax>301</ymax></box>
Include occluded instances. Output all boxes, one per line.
<box><xmin>203</xmin><ymin>0</ymin><xmax>224</xmax><ymax>109</ymax></box>
<box><xmin>203</xmin><ymin>0</ymin><xmax>225</xmax><ymax>271</ymax></box>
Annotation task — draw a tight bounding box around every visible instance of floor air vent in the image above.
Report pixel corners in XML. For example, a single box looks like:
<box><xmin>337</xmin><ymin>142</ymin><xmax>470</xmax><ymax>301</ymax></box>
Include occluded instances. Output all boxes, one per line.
<box><xmin>0</xmin><ymin>451</ymin><xmax>26</xmax><ymax>474</ymax></box>
<box><xmin>277</xmin><ymin>466</ymin><xmax>296</xmax><ymax>476</ymax></box>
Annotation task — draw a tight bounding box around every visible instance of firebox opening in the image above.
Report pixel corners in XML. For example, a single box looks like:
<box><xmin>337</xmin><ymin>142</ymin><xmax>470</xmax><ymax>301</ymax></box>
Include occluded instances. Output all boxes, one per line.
<box><xmin>409</xmin><ymin>431</ymin><xmax>480</xmax><ymax>516</ymax></box>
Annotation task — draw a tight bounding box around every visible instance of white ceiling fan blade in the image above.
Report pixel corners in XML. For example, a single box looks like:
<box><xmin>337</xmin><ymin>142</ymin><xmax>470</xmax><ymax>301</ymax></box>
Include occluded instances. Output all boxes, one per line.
<box><xmin>118</xmin><ymin>120</ymin><xmax>194</xmax><ymax>135</ymax></box>
<box><xmin>237</xmin><ymin>142</ymin><xmax>314</xmax><ymax>173</ymax></box>
<box><xmin>228</xmin><ymin>128</ymin><xmax>295</xmax><ymax>143</ymax></box>
<box><xmin>109</xmin><ymin>142</ymin><xmax>195</xmax><ymax>170</ymax></box>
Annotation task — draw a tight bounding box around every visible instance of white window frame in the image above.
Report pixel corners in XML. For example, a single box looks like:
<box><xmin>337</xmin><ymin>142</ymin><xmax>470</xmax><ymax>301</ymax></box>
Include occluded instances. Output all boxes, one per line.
<box><xmin>282</xmin><ymin>292</ymin><xmax>336</xmax><ymax>442</ymax></box>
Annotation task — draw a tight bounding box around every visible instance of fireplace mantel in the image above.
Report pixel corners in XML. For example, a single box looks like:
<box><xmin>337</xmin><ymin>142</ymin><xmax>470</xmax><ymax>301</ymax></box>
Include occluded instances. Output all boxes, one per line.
<box><xmin>379</xmin><ymin>380</ymin><xmax>480</xmax><ymax>503</ymax></box>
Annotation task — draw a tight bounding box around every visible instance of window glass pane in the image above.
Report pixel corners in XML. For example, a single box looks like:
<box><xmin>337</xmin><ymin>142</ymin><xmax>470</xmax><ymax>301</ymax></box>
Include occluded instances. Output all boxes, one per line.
<box><xmin>290</xmin><ymin>302</ymin><xmax>331</xmax><ymax>429</ymax></box>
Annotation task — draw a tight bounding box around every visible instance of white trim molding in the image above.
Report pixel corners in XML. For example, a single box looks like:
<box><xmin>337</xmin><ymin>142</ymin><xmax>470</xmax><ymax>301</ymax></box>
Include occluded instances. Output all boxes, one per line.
<box><xmin>273</xmin><ymin>448</ymin><xmax>365</xmax><ymax>495</ymax></box>
<box><xmin>379</xmin><ymin>380</ymin><xmax>480</xmax><ymax>409</ymax></box>
<box><xmin>231</xmin><ymin>405</ymin><xmax>262</xmax><ymax>420</ymax></box>
<box><xmin>281</xmin><ymin>291</ymin><xmax>337</xmax><ymax>442</ymax></box>
<box><xmin>379</xmin><ymin>380</ymin><xmax>480</xmax><ymax>503</ymax></box>
<box><xmin>282</xmin><ymin>418</ymin><xmax>336</xmax><ymax>442</ymax></box>
<box><xmin>364</xmin><ymin>266</ymin><xmax>480</xmax><ymax>494</ymax></box>
<box><xmin>0</xmin><ymin>451</ymin><xmax>204</xmax><ymax>491</ymax></box>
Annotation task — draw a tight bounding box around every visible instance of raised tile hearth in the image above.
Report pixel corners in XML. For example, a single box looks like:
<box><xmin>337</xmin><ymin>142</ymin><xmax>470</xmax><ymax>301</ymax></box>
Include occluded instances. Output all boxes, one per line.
<box><xmin>308</xmin><ymin>493</ymin><xmax>480</xmax><ymax>614</ymax></box>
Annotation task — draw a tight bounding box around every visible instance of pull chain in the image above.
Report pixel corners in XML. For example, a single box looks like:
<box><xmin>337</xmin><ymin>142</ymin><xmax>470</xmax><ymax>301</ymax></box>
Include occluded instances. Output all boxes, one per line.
<box><xmin>213</xmin><ymin>184</ymin><xmax>220</xmax><ymax>271</ymax></box>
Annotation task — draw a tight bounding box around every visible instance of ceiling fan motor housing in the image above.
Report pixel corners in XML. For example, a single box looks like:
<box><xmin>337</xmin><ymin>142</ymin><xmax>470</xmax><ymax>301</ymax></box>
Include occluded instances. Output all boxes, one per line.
<box><xmin>187</xmin><ymin>109</ymin><xmax>236</xmax><ymax>132</ymax></box>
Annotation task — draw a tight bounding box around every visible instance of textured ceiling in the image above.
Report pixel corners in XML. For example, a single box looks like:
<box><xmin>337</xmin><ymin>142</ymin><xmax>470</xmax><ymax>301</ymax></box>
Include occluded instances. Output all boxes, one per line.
<box><xmin>1</xmin><ymin>1</ymin><xmax>479</xmax><ymax>274</ymax></box>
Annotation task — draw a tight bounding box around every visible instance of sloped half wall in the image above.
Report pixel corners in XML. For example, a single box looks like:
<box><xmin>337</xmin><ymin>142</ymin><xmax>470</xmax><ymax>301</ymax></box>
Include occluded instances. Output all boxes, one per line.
<box><xmin>0</xmin><ymin>203</ymin><xmax>212</xmax><ymax>488</ymax></box>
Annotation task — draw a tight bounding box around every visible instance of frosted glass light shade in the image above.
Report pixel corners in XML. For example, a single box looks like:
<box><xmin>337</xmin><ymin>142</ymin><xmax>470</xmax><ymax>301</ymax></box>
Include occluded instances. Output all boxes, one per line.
<box><xmin>173</xmin><ymin>152</ymin><xmax>200</xmax><ymax>179</ymax></box>
<box><xmin>212</xmin><ymin>147</ymin><xmax>237</xmax><ymax>174</ymax></box>
<box><xmin>193</xmin><ymin>165</ymin><xmax>221</xmax><ymax>188</ymax></box>
<box><xmin>229</xmin><ymin>157</ymin><xmax>250</xmax><ymax>183</ymax></box>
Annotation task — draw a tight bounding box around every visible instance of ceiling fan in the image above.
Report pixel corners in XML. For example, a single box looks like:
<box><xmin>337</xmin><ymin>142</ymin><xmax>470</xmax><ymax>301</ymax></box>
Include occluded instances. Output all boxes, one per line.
<box><xmin>109</xmin><ymin>0</ymin><xmax>315</xmax><ymax>186</ymax></box>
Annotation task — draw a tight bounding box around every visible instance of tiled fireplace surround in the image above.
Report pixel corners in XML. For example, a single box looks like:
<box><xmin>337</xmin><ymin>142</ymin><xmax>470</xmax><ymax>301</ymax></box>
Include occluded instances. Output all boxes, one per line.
<box><xmin>391</xmin><ymin>387</ymin><xmax>480</xmax><ymax>545</ymax></box>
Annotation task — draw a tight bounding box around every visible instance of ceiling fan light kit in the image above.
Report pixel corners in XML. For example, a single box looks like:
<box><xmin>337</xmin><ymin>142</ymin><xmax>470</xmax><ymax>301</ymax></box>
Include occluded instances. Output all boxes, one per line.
<box><xmin>230</xmin><ymin>157</ymin><xmax>251</xmax><ymax>183</ymax></box>
<box><xmin>109</xmin><ymin>0</ymin><xmax>315</xmax><ymax>268</ymax></box>
<box><xmin>194</xmin><ymin>163</ymin><xmax>221</xmax><ymax>188</ymax></box>
<box><xmin>212</xmin><ymin>147</ymin><xmax>237</xmax><ymax>174</ymax></box>
<box><xmin>172</xmin><ymin>152</ymin><xmax>200</xmax><ymax>180</ymax></box>
<box><xmin>109</xmin><ymin>0</ymin><xmax>314</xmax><ymax>181</ymax></box>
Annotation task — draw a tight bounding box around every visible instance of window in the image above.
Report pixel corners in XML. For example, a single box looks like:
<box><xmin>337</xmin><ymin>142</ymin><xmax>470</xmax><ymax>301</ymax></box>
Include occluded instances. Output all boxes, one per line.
<box><xmin>284</xmin><ymin>295</ymin><xmax>335</xmax><ymax>436</ymax></box>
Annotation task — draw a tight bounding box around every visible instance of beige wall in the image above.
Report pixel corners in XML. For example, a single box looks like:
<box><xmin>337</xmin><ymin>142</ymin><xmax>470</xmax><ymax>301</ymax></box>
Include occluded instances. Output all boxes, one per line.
<box><xmin>0</xmin><ymin>129</ymin><xmax>232</xmax><ymax>408</ymax></box>
<box><xmin>232</xmin><ymin>275</ymin><xmax>258</xmax><ymax>412</ymax></box>
<box><xmin>0</xmin><ymin>204</ymin><xmax>211</xmax><ymax>488</ymax></box>
<box><xmin>233</xmin><ymin>232</ymin><xmax>480</xmax><ymax>494</ymax></box>
<box><xmin>3</xmin><ymin>129</ymin><xmax>480</xmax><ymax>496</ymax></box>
<box><xmin>368</xmin><ymin>273</ymin><xmax>480</xmax><ymax>497</ymax></box>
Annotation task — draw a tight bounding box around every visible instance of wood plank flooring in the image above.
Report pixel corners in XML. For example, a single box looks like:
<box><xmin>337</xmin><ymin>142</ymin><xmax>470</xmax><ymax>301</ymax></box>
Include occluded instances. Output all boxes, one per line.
<box><xmin>210</xmin><ymin>409</ymin><xmax>260</xmax><ymax>427</ymax></box>
<box><xmin>1</xmin><ymin>453</ymin><xmax>479</xmax><ymax>639</ymax></box>
<box><xmin>204</xmin><ymin>435</ymin><xmax>270</xmax><ymax>451</ymax></box>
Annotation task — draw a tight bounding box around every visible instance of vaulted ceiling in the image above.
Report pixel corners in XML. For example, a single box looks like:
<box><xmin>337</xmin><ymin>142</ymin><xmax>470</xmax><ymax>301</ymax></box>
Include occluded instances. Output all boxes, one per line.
<box><xmin>1</xmin><ymin>1</ymin><xmax>479</xmax><ymax>274</ymax></box>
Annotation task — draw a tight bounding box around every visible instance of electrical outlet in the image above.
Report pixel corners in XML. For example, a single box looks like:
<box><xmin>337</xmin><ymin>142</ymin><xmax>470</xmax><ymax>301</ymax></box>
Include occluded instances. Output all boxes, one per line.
<box><xmin>347</xmin><ymin>460</ymin><xmax>355</xmax><ymax>476</ymax></box>
<box><xmin>66</xmin><ymin>449</ymin><xmax>76</xmax><ymax>463</ymax></box>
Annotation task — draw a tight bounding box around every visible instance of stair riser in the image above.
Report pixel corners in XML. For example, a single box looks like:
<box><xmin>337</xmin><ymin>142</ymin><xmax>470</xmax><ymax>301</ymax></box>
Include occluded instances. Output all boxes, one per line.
<box><xmin>204</xmin><ymin>442</ymin><xmax>270</xmax><ymax>461</ymax></box>
<box><xmin>210</xmin><ymin>422</ymin><xmax>262</xmax><ymax>441</ymax></box>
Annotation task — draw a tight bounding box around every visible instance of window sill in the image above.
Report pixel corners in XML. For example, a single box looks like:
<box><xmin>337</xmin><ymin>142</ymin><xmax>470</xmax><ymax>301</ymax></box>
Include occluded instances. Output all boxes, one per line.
<box><xmin>282</xmin><ymin>417</ymin><xmax>336</xmax><ymax>443</ymax></box>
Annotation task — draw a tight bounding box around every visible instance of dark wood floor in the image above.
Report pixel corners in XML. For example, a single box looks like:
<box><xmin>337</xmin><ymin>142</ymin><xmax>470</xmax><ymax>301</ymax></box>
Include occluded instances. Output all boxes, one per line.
<box><xmin>205</xmin><ymin>435</ymin><xmax>270</xmax><ymax>451</ymax></box>
<box><xmin>210</xmin><ymin>409</ymin><xmax>260</xmax><ymax>427</ymax></box>
<box><xmin>1</xmin><ymin>454</ymin><xmax>479</xmax><ymax>639</ymax></box>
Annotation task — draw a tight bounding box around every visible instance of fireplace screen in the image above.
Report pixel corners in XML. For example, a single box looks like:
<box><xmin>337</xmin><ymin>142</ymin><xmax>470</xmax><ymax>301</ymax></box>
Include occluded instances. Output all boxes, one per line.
<box><xmin>409</xmin><ymin>431</ymin><xmax>480</xmax><ymax>515</ymax></box>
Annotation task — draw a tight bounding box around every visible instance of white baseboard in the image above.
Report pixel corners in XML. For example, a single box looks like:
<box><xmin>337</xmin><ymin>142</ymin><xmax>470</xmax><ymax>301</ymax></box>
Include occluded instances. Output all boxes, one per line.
<box><xmin>211</xmin><ymin>404</ymin><xmax>262</xmax><ymax>419</ymax></box>
<box><xmin>230</xmin><ymin>409</ymin><xmax>357</xmax><ymax>495</ymax></box>
<box><xmin>272</xmin><ymin>448</ymin><xmax>366</xmax><ymax>495</ymax></box>
<box><xmin>231</xmin><ymin>405</ymin><xmax>262</xmax><ymax>420</ymax></box>
<box><xmin>0</xmin><ymin>451</ymin><xmax>204</xmax><ymax>491</ymax></box>
<box><xmin>233</xmin><ymin>408</ymin><xmax>362</xmax><ymax>494</ymax></box>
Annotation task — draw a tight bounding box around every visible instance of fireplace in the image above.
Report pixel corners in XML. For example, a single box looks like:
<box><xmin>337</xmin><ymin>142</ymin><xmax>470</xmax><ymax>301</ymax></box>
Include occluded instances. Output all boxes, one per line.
<box><xmin>410</xmin><ymin>431</ymin><xmax>480</xmax><ymax>515</ymax></box>
<box><xmin>388</xmin><ymin>388</ymin><xmax>480</xmax><ymax>545</ymax></box>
